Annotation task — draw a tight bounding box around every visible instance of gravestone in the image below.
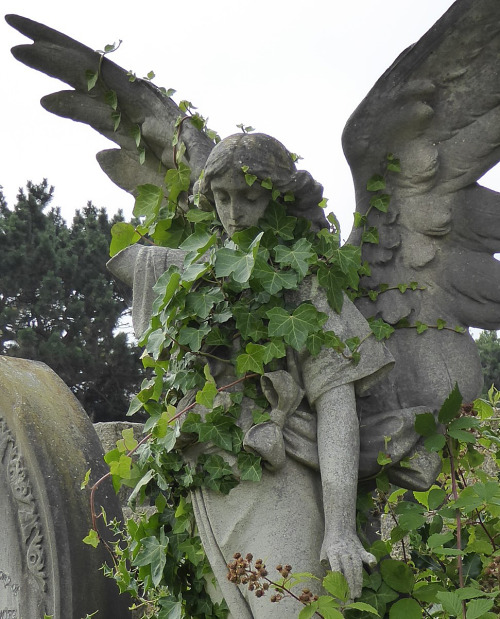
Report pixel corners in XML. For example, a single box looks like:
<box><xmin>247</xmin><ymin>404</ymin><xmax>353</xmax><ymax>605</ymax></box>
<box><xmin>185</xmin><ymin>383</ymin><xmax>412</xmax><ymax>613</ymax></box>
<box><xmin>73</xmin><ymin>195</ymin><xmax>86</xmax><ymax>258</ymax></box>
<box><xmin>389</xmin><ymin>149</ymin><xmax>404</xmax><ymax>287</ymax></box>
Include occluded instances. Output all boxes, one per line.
<box><xmin>0</xmin><ymin>357</ymin><xmax>130</xmax><ymax>619</ymax></box>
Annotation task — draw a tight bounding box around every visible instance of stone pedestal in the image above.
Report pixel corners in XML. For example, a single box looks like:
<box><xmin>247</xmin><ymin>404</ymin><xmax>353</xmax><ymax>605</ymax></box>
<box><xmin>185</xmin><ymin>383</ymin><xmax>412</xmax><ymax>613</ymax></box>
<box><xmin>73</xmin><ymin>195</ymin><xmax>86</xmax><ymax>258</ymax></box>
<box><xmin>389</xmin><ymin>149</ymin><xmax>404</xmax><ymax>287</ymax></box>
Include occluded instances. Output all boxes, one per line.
<box><xmin>0</xmin><ymin>357</ymin><xmax>130</xmax><ymax>619</ymax></box>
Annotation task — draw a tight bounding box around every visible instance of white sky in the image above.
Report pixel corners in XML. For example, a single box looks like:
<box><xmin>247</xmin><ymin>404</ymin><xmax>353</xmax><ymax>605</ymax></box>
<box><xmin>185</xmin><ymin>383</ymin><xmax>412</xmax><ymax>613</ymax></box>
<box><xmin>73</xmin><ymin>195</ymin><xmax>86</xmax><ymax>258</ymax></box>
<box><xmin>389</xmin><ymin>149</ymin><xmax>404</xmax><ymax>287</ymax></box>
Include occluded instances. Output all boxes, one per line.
<box><xmin>3</xmin><ymin>0</ymin><xmax>500</xmax><ymax>240</ymax></box>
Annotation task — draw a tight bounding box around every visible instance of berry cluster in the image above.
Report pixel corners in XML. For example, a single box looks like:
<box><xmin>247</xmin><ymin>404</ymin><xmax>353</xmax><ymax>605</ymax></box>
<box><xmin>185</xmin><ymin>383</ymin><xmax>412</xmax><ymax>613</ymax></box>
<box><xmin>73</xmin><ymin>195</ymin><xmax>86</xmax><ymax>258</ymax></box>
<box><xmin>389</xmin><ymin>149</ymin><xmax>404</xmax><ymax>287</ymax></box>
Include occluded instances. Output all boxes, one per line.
<box><xmin>226</xmin><ymin>553</ymin><xmax>319</xmax><ymax>606</ymax></box>
<box><xmin>227</xmin><ymin>553</ymin><xmax>271</xmax><ymax>598</ymax></box>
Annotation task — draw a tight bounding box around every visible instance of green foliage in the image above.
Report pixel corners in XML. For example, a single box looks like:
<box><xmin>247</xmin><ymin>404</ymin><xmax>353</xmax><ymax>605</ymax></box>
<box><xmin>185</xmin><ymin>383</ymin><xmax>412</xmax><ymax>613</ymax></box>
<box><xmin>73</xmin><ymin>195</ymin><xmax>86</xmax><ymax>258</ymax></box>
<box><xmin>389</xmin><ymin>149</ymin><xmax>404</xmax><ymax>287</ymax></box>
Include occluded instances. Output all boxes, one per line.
<box><xmin>476</xmin><ymin>330</ymin><xmax>500</xmax><ymax>395</ymax></box>
<box><xmin>90</xmin><ymin>107</ymin><xmax>498</xmax><ymax>617</ymax></box>
<box><xmin>0</xmin><ymin>181</ymin><xmax>143</xmax><ymax>421</ymax></box>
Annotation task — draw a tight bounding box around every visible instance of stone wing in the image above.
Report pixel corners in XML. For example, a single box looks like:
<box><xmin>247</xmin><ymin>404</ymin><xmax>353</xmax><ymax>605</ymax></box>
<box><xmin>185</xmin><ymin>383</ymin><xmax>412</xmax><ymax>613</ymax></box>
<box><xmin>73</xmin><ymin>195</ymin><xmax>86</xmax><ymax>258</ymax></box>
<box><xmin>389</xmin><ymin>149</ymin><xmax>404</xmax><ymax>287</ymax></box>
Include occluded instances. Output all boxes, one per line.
<box><xmin>6</xmin><ymin>14</ymin><xmax>215</xmax><ymax>198</ymax></box>
<box><xmin>343</xmin><ymin>0</ymin><xmax>500</xmax><ymax>330</ymax></box>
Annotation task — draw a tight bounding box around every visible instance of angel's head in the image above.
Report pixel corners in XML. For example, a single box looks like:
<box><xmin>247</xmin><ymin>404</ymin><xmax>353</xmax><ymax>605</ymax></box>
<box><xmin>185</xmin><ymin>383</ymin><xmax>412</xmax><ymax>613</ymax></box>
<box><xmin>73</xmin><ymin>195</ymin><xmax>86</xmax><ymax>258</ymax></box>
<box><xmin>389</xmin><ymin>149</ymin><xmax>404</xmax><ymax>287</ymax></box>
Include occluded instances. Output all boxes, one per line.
<box><xmin>199</xmin><ymin>133</ymin><xmax>328</xmax><ymax>236</ymax></box>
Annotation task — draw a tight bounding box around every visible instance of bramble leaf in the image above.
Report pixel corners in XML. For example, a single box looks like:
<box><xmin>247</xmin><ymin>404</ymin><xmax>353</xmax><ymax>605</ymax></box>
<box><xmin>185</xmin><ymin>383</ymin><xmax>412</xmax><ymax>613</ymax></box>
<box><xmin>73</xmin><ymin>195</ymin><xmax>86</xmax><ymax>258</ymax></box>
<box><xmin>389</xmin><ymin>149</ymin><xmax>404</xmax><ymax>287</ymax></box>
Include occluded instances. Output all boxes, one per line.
<box><xmin>438</xmin><ymin>383</ymin><xmax>463</xmax><ymax>424</ymax></box>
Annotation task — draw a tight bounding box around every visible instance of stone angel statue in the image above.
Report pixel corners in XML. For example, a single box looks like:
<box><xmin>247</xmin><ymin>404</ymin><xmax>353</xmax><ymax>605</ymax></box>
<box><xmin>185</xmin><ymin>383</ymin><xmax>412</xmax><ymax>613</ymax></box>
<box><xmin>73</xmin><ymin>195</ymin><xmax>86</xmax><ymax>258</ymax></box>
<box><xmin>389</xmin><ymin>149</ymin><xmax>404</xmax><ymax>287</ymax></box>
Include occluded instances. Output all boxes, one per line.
<box><xmin>6</xmin><ymin>0</ymin><xmax>500</xmax><ymax>615</ymax></box>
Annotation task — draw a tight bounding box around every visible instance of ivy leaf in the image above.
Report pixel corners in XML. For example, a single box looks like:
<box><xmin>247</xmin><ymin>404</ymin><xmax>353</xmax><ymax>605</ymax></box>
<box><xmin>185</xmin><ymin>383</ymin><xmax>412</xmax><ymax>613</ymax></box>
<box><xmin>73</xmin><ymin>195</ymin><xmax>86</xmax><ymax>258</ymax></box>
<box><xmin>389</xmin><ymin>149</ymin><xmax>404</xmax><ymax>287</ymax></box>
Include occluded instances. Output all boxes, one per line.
<box><xmin>369</xmin><ymin>318</ymin><xmax>395</xmax><ymax>341</ymax></box>
<box><xmin>181</xmin><ymin>412</ymin><xmax>202</xmax><ymax>435</ymax></box>
<box><xmin>361</xmin><ymin>226</ymin><xmax>379</xmax><ymax>244</ymax></box>
<box><xmin>236</xmin><ymin>343</ymin><xmax>267</xmax><ymax>375</ymax></box>
<box><xmin>306</xmin><ymin>331</ymin><xmax>326</xmax><ymax>356</ymax></box>
<box><xmin>274</xmin><ymin>238</ymin><xmax>315</xmax><ymax>278</ymax></box>
<box><xmin>152</xmin><ymin>268</ymin><xmax>181</xmax><ymax>314</ymax></box>
<box><xmin>158</xmin><ymin>599</ymin><xmax>182</xmax><ymax>619</ymax></box>
<box><xmin>367</xmin><ymin>175</ymin><xmax>386</xmax><ymax>191</ymax></box>
<box><xmin>233</xmin><ymin>305</ymin><xmax>267</xmax><ymax>341</ymax></box>
<box><xmin>317</xmin><ymin>264</ymin><xmax>346</xmax><ymax>314</ymax></box>
<box><xmin>252</xmin><ymin>255</ymin><xmax>298</xmax><ymax>294</ymax></box>
<box><xmin>354</xmin><ymin>212</ymin><xmax>366</xmax><ymax>228</ymax></box>
<box><xmin>370</xmin><ymin>193</ymin><xmax>390</xmax><ymax>212</ymax></box>
<box><xmin>215</xmin><ymin>247</ymin><xmax>257</xmax><ymax>283</ymax></box>
<box><xmin>237</xmin><ymin>452</ymin><xmax>262</xmax><ymax>481</ymax></box>
<box><xmin>438</xmin><ymin>383</ymin><xmax>463</xmax><ymax>424</ymax></box>
<box><xmin>195</xmin><ymin>381</ymin><xmax>218</xmax><ymax>408</ymax></box>
<box><xmin>185</xmin><ymin>209</ymin><xmax>214</xmax><ymax>223</ymax></box>
<box><xmin>83</xmin><ymin>528</ymin><xmax>100</xmax><ymax>548</ymax></box>
<box><xmin>131</xmin><ymin>124</ymin><xmax>141</xmax><ymax>148</ymax></box>
<box><xmin>262</xmin><ymin>338</ymin><xmax>286</xmax><ymax>363</ymax></box>
<box><xmin>198</xmin><ymin>416</ymin><xmax>235</xmax><ymax>451</ymax></box>
<box><xmin>260</xmin><ymin>202</ymin><xmax>297</xmax><ymax>240</ymax></box>
<box><xmin>178</xmin><ymin>324</ymin><xmax>211</xmax><ymax>352</ymax></box>
<box><xmin>134</xmin><ymin>531</ymin><xmax>168</xmax><ymax>587</ymax></box>
<box><xmin>109</xmin><ymin>222</ymin><xmax>140</xmax><ymax>257</ymax></box>
<box><xmin>179</xmin><ymin>227</ymin><xmax>216</xmax><ymax>253</ymax></box>
<box><xmin>415</xmin><ymin>321</ymin><xmax>428</xmax><ymax>334</ymax></box>
<box><xmin>182</xmin><ymin>262</ymin><xmax>210</xmax><ymax>283</ymax></box>
<box><xmin>186</xmin><ymin>290</ymin><xmax>220</xmax><ymax>319</ymax></box>
<box><xmin>85</xmin><ymin>70</ymin><xmax>98</xmax><ymax>91</ymax></box>
<box><xmin>133</xmin><ymin>184</ymin><xmax>163</xmax><ymax>224</ymax></box>
<box><xmin>165</xmin><ymin>162</ymin><xmax>191</xmax><ymax>204</ymax></box>
<box><xmin>333</xmin><ymin>244</ymin><xmax>362</xmax><ymax>290</ymax></box>
<box><xmin>203</xmin><ymin>454</ymin><xmax>234</xmax><ymax>479</ymax></box>
<box><xmin>267</xmin><ymin>303</ymin><xmax>327</xmax><ymax>351</ymax></box>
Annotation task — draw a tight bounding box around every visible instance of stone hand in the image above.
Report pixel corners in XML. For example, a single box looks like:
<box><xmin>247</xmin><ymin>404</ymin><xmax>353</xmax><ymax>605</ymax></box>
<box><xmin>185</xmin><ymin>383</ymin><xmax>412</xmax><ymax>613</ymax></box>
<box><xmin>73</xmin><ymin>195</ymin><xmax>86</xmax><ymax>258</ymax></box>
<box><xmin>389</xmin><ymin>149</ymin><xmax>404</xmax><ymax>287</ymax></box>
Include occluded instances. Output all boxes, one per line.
<box><xmin>320</xmin><ymin>530</ymin><xmax>376</xmax><ymax>600</ymax></box>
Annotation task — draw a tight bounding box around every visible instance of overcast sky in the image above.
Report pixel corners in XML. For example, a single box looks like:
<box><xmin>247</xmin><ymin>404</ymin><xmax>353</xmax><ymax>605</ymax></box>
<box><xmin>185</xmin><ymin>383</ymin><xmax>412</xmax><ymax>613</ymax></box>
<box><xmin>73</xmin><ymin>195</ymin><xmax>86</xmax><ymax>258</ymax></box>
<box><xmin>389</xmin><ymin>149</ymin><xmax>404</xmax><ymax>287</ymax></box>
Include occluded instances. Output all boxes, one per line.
<box><xmin>3</xmin><ymin>0</ymin><xmax>498</xmax><ymax>240</ymax></box>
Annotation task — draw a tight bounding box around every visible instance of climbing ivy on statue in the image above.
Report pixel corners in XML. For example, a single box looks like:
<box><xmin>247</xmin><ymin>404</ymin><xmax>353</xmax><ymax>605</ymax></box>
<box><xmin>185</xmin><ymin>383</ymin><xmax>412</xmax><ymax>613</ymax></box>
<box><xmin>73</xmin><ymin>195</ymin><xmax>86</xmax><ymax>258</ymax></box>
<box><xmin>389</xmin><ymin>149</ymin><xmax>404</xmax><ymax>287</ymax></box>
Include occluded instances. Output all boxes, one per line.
<box><xmin>82</xmin><ymin>104</ymin><xmax>499</xmax><ymax>618</ymax></box>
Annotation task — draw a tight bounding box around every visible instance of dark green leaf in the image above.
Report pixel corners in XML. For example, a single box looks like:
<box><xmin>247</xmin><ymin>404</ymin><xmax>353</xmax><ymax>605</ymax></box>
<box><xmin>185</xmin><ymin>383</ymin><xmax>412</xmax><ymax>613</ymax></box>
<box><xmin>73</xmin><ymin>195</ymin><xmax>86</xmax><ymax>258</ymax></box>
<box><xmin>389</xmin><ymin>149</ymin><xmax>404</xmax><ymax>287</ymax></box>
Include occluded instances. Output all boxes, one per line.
<box><xmin>260</xmin><ymin>202</ymin><xmax>296</xmax><ymax>240</ymax></box>
<box><xmin>267</xmin><ymin>303</ymin><xmax>327</xmax><ymax>351</ymax></box>
<box><xmin>134</xmin><ymin>531</ymin><xmax>168</xmax><ymax>586</ymax></box>
<box><xmin>237</xmin><ymin>452</ymin><xmax>262</xmax><ymax>481</ymax></box>
<box><xmin>438</xmin><ymin>383</ymin><xmax>463</xmax><ymax>424</ymax></box>
<box><xmin>274</xmin><ymin>238</ymin><xmax>315</xmax><ymax>277</ymax></box>
<box><xmin>388</xmin><ymin>598</ymin><xmax>421</xmax><ymax>619</ymax></box>
<box><xmin>414</xmin><ymin>412</ymin><xmax>437</xmax><ymax>437</ymax></box>
<box><xmin>380</xmin><ymin>559</ymin><xmax>414</xmax><ymax>593</ymax></box>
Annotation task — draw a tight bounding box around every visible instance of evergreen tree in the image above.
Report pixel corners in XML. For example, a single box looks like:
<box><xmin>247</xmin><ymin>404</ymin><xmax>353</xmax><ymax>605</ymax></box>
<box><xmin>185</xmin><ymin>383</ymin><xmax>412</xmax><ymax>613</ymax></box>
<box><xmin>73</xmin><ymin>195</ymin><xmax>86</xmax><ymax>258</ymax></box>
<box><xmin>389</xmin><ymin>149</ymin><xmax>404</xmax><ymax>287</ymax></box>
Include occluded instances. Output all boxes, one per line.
<box><xmin>0</xmin><ymin>180</ymin><xmax>142</xmax><ymax>421</ymax></box>
<box><xmin>476</xmin><ymin>330</ymin><xmax>500</xmax><ymax>395</ymax></box>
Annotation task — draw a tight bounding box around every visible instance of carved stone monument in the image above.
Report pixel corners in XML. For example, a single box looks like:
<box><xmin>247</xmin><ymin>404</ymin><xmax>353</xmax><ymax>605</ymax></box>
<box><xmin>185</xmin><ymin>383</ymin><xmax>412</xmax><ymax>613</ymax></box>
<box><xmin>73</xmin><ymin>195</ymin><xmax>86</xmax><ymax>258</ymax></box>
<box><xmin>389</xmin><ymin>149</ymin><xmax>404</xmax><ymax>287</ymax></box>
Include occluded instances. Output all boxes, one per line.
<box><xmin>0</xmin><ymin>357</ymin><xmax>130</xmax><ymax>619</ymax></box>
<box><xmin>5</xmin><ymin>0</ymin><xmax>500</xmax><ymax>616</ymax></box>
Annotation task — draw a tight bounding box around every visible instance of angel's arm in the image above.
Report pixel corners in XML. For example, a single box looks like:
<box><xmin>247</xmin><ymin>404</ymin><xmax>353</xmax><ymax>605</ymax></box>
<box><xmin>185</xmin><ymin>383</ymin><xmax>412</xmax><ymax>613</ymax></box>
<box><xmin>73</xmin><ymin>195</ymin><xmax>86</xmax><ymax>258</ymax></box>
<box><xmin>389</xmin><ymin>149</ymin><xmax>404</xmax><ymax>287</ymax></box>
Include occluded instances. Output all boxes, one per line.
<box><xmin>316</xmin><ymin>383</ymin><xmax>375</xmax><ymax>599</ymax></box>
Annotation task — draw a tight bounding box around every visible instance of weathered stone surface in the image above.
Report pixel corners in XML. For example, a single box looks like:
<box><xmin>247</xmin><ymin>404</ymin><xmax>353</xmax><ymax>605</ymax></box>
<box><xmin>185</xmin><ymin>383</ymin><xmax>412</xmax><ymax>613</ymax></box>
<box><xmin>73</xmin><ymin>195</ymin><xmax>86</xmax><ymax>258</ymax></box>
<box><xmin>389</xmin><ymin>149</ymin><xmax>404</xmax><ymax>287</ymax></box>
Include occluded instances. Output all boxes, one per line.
<box><xmin>0</xmin><ymin>357</ymin><xmax>130</xmax><ymax>619</ymax></box>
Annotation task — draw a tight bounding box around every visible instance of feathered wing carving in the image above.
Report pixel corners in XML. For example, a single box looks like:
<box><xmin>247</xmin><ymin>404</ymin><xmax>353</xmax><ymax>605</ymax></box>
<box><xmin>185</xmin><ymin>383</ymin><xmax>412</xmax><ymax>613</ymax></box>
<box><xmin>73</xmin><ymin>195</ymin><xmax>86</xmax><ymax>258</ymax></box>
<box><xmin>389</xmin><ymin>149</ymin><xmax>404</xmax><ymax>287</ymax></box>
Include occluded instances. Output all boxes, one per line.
<box><xmin>344</xmin><ymin>0</ymin><xmax>500</xmax><ymax>331</ymax></box>
<box><xmin>5</xmin><ymin>14</ymin><xmax>214</xmax><ymax>197</ymax></box>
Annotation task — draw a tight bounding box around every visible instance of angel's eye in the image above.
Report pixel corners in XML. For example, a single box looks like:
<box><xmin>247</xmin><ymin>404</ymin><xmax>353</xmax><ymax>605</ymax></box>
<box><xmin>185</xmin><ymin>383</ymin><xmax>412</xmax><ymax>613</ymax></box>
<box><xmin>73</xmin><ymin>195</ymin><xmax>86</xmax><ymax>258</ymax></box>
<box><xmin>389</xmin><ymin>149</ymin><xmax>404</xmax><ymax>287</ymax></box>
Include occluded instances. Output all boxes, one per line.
<box><xmin>214</xmin><ymin>190</ymin><xmax>230</xmax><ymax>205</ymax></box>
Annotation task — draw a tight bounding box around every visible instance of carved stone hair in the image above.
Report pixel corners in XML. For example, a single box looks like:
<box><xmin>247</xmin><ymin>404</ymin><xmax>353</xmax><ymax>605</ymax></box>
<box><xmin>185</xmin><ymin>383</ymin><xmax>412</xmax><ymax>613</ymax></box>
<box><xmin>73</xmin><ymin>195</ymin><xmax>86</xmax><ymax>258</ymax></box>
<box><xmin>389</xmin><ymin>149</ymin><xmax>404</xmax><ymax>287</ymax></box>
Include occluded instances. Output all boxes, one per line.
<box><xmin>199</xmin><ymin>133</ymin><xmax>329</xmax><ymax>233</ymax></box>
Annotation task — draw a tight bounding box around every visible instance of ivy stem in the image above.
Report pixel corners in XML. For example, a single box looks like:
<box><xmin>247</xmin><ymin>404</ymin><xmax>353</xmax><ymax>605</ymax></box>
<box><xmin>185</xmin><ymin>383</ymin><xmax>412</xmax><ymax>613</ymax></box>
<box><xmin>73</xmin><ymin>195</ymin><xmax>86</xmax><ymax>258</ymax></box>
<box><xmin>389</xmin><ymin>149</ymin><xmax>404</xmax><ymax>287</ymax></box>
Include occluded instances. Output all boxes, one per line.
<box><xmin>163</xmin><ymin>330</ymin><xmax>232</xmax><ymax>365</ymax></box>
<box><xmin>447</xmin><ymin>436</ymin><xmax>467</xmax><ymax>619</ymax></box>
<box><xmin>134</xmin><ymin>228</ymin><xmax>158</xmax><ymax>246</ymax></box>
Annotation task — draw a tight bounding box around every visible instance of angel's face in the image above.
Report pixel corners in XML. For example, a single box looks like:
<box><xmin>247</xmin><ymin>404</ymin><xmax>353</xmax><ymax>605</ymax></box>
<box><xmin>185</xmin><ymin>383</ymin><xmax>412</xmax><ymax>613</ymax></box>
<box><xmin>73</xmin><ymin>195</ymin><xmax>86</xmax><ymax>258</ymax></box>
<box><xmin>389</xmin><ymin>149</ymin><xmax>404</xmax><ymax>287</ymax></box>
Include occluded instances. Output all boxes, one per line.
<box><xmin>211</xmin><ymin>168</ymin><xmax>270</xmax><ymax>237</ymax></box>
